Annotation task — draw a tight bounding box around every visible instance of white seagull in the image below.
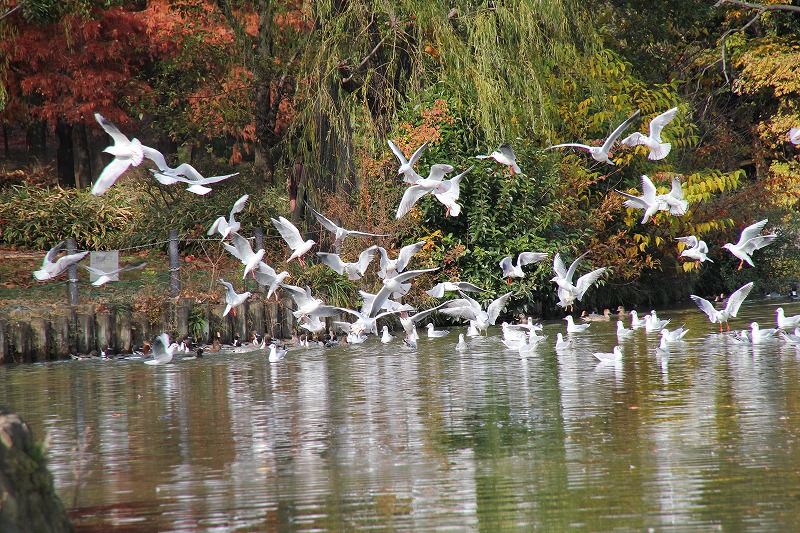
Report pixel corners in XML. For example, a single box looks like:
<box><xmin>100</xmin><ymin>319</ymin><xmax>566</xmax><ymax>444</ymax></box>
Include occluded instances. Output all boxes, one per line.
<box><xmin>629</xmin><ymin>310</ymin><xmax>645</xmax><ymax>328</ymax></box>
<box><xmin>789</xmin><ymin>127</ymin><xmax>800</xmax><ymax>145</ymax></box>
<box><xmin>316</xmin><ymin>245</ymin><xmax>379</xmax><ymax>281</ymax></box>
<box><xmin>616</xmin><ymin>175</ymin><xmax>688</xmax><ymax>224</ymax></box>
<box><xmin>593</xmin><ymin>346</ymin><xmax>623</xmax><ymax>364</ymax></box>
<box><xmin>441</xmin><ymin>291</ymin><xmax>513</xmax><ymax>335</ymax></box>
<box><xmin>143</xmin><ymin>146</ymin><xmax>238</xmax><ymax>195</ymax></box>
<box><xmin>620</xmin><ymin>107</ymin><xmax>679</xmax><ymax>160</ymax></box>
<box><xmin>643</xmin><ymin>314</ymin><xmax>670</xmax><ymax>333</ymax></box>
<box><xmin>395</xmin><ymin>164</ymin><xmax>455</xmax><ymax>219</ymax></box>
<box><xmin>144</xmin><ymin>333</ymin><xmax>177</xmax><ymax>365</ymax></box>
<box><xmin>499</xmin><ymin>252</ymin><xmax>549</xmax><ymax>283</ymax></box>
<box><xmin>33</xmin><ymin>241</ymin><xmax>89</xmax><ymax>281</ymax></box>
<box><xmin>677</xmin><ymin>235</ymin><xmax>713</xmax><ymax>263</ymax></box>
<box><xmin>616</xmin><ymin>320</ymin><xmax>635</xmax><ymax>339</ymax></box>
<box><xmin>722</xmin><ymin>219</ymin><xmax>776</xmax><ymax>270</ymax></box>
<box><xmin>282</xmin><ymin>284</ymin><xmax>341</xmax><ymax>322</ymax></box>
<box><xmin>208</xmin><ymin>194</ymin><xmax>249</xmax><ymax>239</ymax></box>
<box><xmin>308</xmin><ymin>205</ymin><xmax>389</xmax><ymax>253</ymax></box>
<box><xmin>397</xmin><ymin>303</ymin><xmax>450</xmax><ymax>340</ymax></box>
<box><xmin>564</xmin><ymin>315</ymin><xmax>590</xmax><ymax>334</ymax></box>
<box><xmin>82</xmin><ymin>261</ymin><xmax>146</xmax><ymax>286</ymax></box>
<box><xmin>253</xmin><ymin>262</ymin><xmax>290</xmax><ymax>299</ymax></box>
<box><xmin>222</xmin><ymin>231</ymin><xmax>265</xmax><ymax>279</ymax></box>
<box><xmin>426</xmin><ymin>322</ymin><xmax>450</xmax><ymax>338</ymax></box>
<box><xmin>425</xmin><ymin>281</ymin><xmax>485</xmax><ymax>298</ymax></box>
<box><xmin>475</xmin><ymin>143</ymin><xmax>522</xmax><ymax>175</ymax></box>
<box><xmin>381</xmin><ymin>325</ymin><xmax>395</xmax><ymax>344</ymax></box>
<box><xmin>92</xmin><ymin>113</ymin><xmax>144</xmax><ymax>195</ymax></box>
<box><xmin>555</xmin><ymin>332</ymin><xmax>574</xmax><ymax>351</ymax></box>
<box><xmin>271</xmin><ymin>216</ymin><xmax>316</xmax><ymax>266</ymax></box>
<box><xmin>750</xmin><ymin>321</ymin><xmax>778</xmax><ymax>345</ymax></box>
<box><xmin>269</xmin><ymin>344</ymin><xmax>287</xmax><ymax>363</ymax></box>
<box><xmin>387</xmin><ymin>138</ymin><xmax>429</xmax><ymax>184</ymax></box>
<box><xmin>690</xmin><ymin>281</ymin><xmax>754</xmax><ymax>332</ymax></box>
<box><xmin>456</xmin><ymin>333</ymin><xmax>468</xmax><ymax>351</ymax></box>
<box><xmin>551</xmin><ymin>252</ymin><xmax>607</xmax><ymax>310</ymax></box>
<box><xmin>776</xmin><ymin>307</ymin><xmax>800</xmax><ymax>330</ymax></box>
<box><xmin>660</xmin><ymin>326</ymin><xmax>688</xmax><ymax>343</ymax></box>
<box><xmin>432</xmin><ymin>166</ymin><xmax>471</xmax><ymax>217</ymax></box>
<box><xmin>376</xmin><ymin>241</ymin><xmax>426</xmax><ymax>279</ymax></box>
<box><xmin>219</xmin><ymin>278</ymin><xmax>251</xmax><ymax>318</ymax></box>
<box><xmin>546</xmin><ymin>109</ymin><xmax>641</xmax><ymax>165</ymax></box>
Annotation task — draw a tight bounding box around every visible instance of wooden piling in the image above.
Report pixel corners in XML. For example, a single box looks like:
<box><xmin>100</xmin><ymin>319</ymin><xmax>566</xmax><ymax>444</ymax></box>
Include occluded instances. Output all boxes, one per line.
<box><xmin>131</xmin><ymin>312</ymin><xmax>152</xmax><ymax>351</ymax></box>
<box><xmin>177</xmin><ymin>298</ymin><xmax>193</xmax><ymax>339</ymax></box>
<box><xmin>95</xmin><ymin>306</ymin><xmax>115</xmax><ymax>353</ymax></box>
<box><xmin>248</xmin><ymin>301</ymin><xmax>265</xmax><ymax>339</ymax></box>
<box><xmin>115</xmin><ymin>307</ymin><xmax>132</xmax><ymax>353</ymax></box>
<box><xmin>74</xmin><ymin>305</ymin><xmax>95</xmax><ymax>355</ymax></box>
<box><xmin>9</xmin><ymin>318</ymin><xmax>33</xmax><ymax>363</ymax></box>
<box><xmin>50</xmin><ymin>310</ymin><xmax>73</xmax><ymax>359</ymax></box>
<box><xmin>29</xmin><ymin>316</ymin><xmax>49</xmax><ymax>362</ymax></box>
<box><xmin>0</xmin><ymin>314</ymin><xmax>8</xmax><ymax>364</ymax></box>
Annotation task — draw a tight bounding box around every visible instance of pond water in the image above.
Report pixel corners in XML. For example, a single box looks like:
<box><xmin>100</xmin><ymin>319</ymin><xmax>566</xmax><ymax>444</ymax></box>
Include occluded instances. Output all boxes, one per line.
<box><xmin>3</xmin><ymin>297</ymin><xmax>800</xmax><ymax>531</ymax></box>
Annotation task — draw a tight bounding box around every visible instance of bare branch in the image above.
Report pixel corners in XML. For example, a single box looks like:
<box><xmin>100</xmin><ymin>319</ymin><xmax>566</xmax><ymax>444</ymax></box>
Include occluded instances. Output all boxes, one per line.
<box><xmin>341</xmin><ymin>33</ymin><xmax>391</xmax><ymax>85</ymax></box>
<box><xmin>714</xmin><ymin>0</ymin><xmax>800</xmax><ymax>14</ymax></box>
<box><xmin>712</xmin><ymin>0</ymin><xmax>798</xmax><ymax>83</ymax></box>
<box><xmin>0</xmin><ymin>4</ymin><xmax>21</xmax><ymax>22</ymax></box>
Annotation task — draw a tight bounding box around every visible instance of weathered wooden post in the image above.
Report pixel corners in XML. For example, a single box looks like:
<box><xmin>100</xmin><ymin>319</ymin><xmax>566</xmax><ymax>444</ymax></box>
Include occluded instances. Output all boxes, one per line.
<box><xmin>66</xmin><ymin>239</ymin><xmax>79</xmax><ymax>305</ymax></box>
<box><xmin>168</xmin><ymin>229</ymin><xmax>180</xmax><ymax>298</ymax></box>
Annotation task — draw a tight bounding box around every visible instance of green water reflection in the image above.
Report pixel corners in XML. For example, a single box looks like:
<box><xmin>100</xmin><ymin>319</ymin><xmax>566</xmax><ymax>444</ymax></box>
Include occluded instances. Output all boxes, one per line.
<box><xmin>2</xmin><ymin>298</ymin><xmax>800</xmax><ymax>530</ymax></box>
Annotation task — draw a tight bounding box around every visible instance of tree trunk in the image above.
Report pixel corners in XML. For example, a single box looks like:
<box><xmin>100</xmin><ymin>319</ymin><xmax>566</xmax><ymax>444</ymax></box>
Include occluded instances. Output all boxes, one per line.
<box><xmin>26</xmin><ymin>121</ymin><xmax>46</xmax><ymax>162</ymax></box>
<box><xmin>55</xmin><ymin>120</ymin><xmax>75</xmax><ymax>188</ymax></box>
<box><xmin>2</xmin><ymin>125</ymin><xmax>9</xmax><ymax>159</ymax></box>
<box><xmin>253</xmin><ymin>0</ymin><xmax>277</xmax><ymax>187</ymax></box>
<box><xmin>73</xmin><ymin>121</ymin><xmax>92</xmax><ymax>189</ymax></box>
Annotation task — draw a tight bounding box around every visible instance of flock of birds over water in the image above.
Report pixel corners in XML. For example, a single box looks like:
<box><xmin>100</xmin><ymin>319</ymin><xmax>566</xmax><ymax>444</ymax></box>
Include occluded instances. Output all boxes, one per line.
<box><xmin>29</xmin><ymin>112</ymin><xmax>800</xmax><ymax>365</ymax></box>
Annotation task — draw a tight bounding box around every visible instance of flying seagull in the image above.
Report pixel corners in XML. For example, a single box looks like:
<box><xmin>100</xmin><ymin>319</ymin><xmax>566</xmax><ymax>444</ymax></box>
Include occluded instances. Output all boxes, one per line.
<box><xmin>722</xmin><ymin>219</ymin><xmax>776</xmax><ymax>270</ymax></box>
<box><xmin>308</xmin><ymin>205</ymin><xmax>389</xmax><ymax>253</ymax></box>
<box><xmin>208</xmin><ymin>194</ymin><xmax>249</xmax><ymax>239</ymax></box>
<box><xmin>82</xmin><ymin>261</ymin><xmax>147</xmax><ymax>286</ymax></box>
<box><xmin>387</xmin><ymin>139</ymin><xmax>429</xmax><ymax>184</ymax></box>
<box><xmin>33</xmin><ymin>241</ymin><xmax>89</xmax><ymax>281</ymax></box>
<box><xmin>92</xmin><ymin>113</ymin><xmax>145</xmax><ymax>195</ymax></box>
<box><xmin>620</xmin><ymin>107</ymin><xmax>679</xmax><ymax>160</ymax></box>
<box><xmin>271</xmin><ymin>216</ymin><xmax>316</xmax><ymax>266</ymax></box>
<box><xmin>546</xmin><ymin>109</ymin><xmax>641</xmax><ymax>165</ymax></box>
<box><xmin>476</xmin><ymin>143</ymin><xmax>522</xmax><ymax>175</ymax></box>
<box><xmin>690</xmin><ymin>281</ymin><xmax>754</xmax><ymax>332</ymax></box>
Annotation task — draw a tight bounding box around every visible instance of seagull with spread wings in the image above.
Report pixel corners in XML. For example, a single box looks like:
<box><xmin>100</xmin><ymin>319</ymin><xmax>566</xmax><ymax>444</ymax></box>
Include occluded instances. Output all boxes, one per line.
<box><xmin>723</xmin><ymin>219</ymin><xmax>776</xmax><ymax>270</ymax></box>
<box><xmin>395</xmin><ymin>164</ymin><xmax>455</xmax><ymax>219</ymax></box>
<box><xmin>676</xmin><ymin>235</ymin><xmax>712</xmax><ymax>263</ymax></box>
<box><xmin>546</xmin><ymin>109</ymin><xmax>640</xmax><ymax>165</ymax></box>
<box><xmin>620</xmin><ymin>107</ymin><xmax>679</xmax><ymax>160</ymax></box>
<box><xmin>33</xmin><ymin>241</ymin><xmax>89</xmax><ymax>281</ymax></box>
<box><xmin>222</xmin><ymin>231</ymin><xmax>265</xmax><ymax>279</ymax></box>
<box><xmin>690</xmin><ymin>281</ymin><xmax>754</xmax><ymax>332</ymax></box>
<box><xmin>387</xmin><ymin>139</ymin><xmax>429</xmax><ymax>184</ymax></box>
<box><xmin>499</xmin><ymin>252</ymin><xmax>549</xmax><ymax>284</ymax></box>
<box><xmin>551</xmin><ymin>252</ymin><xmax>607</xmax><ymax>310</ymax></box>
<box><xmin>376</xmin><ymin>241</ymin><xmax>427</xmax><ymax>279</ymax></box>
<box><xmin>441</xmin><ymin>291</ymin><xmax>513</xmax><ymax>335</ymax></box>
<box><xmin>219</xmin><ymin>279</ymin><xmax>251</xmax><ymax>318</ymax></box>
<box><xmin>208</xmin><ymin>195</ymin><xmax>249</xmax><ymax>239</ymax></box>
<box><xmin>271</xmin><ymin>216</ymin><xmax>316</xmax><ymax>266</ymax></box>
<box><xmin>308</xmin><ymin>205</ymin><xmax>388</xmax><ymax>253</ymax></box>
<box><xmin>317</xmin><ymin>245</ymin><xmax>379</xmax><ymax>281</ymax></box>
<box><xmin>476</xmin><ymin>143</ymin><xmax>522</xmax><ymax>175</ymax></box>
<box><xmin>83</xmin><ymin>261</ymin><xmax>147</xmax><ymax>286</ymax></box>
<box><xmin>92</xmin><ymin>113</ymin><xmax>145</xmax><ymax>195</ymax></box>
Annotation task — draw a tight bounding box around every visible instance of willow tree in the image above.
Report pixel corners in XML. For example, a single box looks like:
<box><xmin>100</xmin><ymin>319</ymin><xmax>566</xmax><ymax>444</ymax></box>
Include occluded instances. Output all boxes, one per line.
<box><xmin>286</xmin><ymin>0</ymin><xmax>603</xmax><ymax>205</ymax></box>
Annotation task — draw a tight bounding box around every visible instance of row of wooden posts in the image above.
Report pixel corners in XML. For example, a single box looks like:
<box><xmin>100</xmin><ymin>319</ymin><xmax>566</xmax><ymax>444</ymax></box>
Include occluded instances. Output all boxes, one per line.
<box><xmin>0</xmin><ymin>297</ymin><xmax>296</xmax><ymax>364</ymax></box>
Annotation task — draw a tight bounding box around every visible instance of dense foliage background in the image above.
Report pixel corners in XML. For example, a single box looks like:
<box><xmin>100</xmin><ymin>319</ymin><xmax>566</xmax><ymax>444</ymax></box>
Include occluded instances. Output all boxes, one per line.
<box><xmin>2</xmin><ymin>0</ymin><xmax>800</xmax><ymax>317</ymax></box>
